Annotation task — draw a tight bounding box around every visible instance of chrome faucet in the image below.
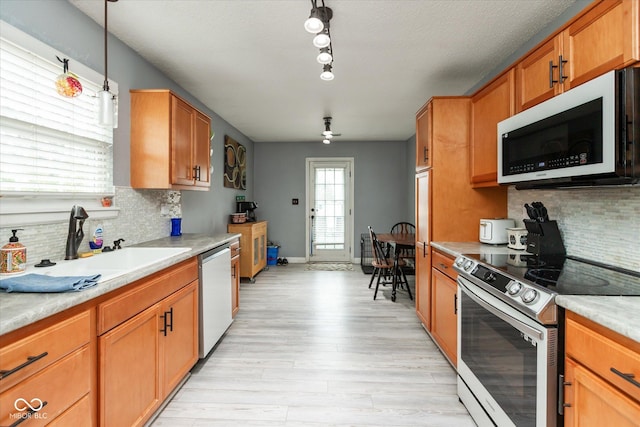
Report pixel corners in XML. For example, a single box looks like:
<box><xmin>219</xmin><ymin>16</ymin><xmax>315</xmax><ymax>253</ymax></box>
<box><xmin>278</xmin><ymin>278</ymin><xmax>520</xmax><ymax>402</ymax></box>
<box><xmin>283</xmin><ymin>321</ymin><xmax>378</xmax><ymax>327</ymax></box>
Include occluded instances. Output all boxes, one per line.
<box><xmin>65</xmin><ymin>205</ymin><xmax>89</xmax><ymax>260</ymax></box>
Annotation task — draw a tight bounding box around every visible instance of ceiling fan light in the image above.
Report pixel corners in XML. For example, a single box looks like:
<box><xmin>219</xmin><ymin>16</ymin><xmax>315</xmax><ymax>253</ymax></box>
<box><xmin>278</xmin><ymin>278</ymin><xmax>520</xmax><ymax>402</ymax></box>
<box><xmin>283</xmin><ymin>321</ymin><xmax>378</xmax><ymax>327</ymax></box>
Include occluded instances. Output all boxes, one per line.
<box><xmin>322</xmin><ymin>130</ymin><xmax>333</xmax><ymax>137</ymax></box>
<box><xmin>322</xmin><ymin>139</ymin><xmax>331</xmax><ymax>144</ymax></box>
<box><xmin>313</xmin><ymin>30</ymin><xmax>331</xmax><ymax>48</ymax></box>
<box><xmin>317</xmin><ymin>48</ymin><xmax>333</xmax><ymax>64</ymax></box>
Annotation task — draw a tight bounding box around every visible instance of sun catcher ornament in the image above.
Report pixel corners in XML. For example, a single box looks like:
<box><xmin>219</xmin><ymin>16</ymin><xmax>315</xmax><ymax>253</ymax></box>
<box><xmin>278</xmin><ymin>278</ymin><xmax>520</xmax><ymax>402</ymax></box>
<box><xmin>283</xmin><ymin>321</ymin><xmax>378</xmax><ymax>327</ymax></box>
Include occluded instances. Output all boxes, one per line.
<box><xmin>55</xmin><ymin>56</ymin><xmax>82</xmax><ymax>97</ymax></box>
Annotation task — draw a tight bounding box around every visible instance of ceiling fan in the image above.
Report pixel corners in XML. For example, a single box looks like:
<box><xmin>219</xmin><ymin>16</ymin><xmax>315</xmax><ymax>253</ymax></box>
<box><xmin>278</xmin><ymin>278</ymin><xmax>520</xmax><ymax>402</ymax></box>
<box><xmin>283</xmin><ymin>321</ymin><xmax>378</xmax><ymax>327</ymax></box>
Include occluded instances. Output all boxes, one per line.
<box><xmin>320</xmin><ymin>116</ymin><xmax>341</xmax><ymax>143</ymax></box>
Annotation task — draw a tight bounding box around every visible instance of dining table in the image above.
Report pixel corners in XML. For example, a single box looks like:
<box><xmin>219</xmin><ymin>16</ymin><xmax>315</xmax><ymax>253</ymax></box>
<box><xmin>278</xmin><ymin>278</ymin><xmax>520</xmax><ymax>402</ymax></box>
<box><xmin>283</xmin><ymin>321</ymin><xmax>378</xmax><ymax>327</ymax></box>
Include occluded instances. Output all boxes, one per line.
<box><xmin>376</xmin><ymin>233</ymin><xmax>415</xmax><ymax>301</ymax></box>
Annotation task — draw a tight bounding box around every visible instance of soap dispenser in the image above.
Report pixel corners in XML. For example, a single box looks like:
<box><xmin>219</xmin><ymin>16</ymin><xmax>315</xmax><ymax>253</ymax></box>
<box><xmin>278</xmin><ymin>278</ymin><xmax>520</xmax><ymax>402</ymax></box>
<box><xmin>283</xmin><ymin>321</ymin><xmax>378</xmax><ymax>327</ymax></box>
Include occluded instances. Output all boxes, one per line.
<box><xmin>1</xmin><ymin>229</ymin><xmax>27</xmax><ymax>274</ymax></box>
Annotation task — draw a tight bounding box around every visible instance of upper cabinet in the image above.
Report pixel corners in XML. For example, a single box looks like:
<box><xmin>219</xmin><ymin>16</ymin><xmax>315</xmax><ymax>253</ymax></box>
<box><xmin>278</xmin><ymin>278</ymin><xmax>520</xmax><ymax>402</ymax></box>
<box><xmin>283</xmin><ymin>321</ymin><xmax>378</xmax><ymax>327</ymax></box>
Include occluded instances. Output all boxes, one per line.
<box><xmin>469</xmin><ymin>69</ymin><xmax>515</xmax><ymax>187</ymax></box>
<box><xmin>131</xmin><ymin>90</ymin><xmax>212</xmax><ymax>191</ymax></box>
<box><xmin>415</xmin><ymin>101</ymin><xmax>432</xmax><ymax>171</ymax></box>
<box><xmin>516</xmin><ymin>0</ymin><xmax>640</xmax><ymax>112</ymax></box>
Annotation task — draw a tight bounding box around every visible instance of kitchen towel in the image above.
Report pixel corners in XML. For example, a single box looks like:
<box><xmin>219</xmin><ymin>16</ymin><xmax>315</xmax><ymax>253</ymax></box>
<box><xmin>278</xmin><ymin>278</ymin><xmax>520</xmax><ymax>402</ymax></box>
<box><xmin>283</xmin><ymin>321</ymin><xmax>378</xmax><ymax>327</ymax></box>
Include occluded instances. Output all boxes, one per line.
<box><xmin>0</xmin><ymin>273</ymin><xmax>101</xmax><ymax>293</ymax></box>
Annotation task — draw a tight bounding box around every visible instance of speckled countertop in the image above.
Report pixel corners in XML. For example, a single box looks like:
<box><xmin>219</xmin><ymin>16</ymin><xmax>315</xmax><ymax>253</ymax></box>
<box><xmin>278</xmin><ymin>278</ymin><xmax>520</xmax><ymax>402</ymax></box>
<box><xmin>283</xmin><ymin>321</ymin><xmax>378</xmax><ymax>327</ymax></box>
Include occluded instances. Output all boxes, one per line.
<box><xmin>0</xmin><ymin>233</ymin><xmax>239</xmax><ymax>336</ymax></box>
<box><xmin>432</xmin><ymin>241</ymin><xmax>640</xmax><ymax>343</ymax></box>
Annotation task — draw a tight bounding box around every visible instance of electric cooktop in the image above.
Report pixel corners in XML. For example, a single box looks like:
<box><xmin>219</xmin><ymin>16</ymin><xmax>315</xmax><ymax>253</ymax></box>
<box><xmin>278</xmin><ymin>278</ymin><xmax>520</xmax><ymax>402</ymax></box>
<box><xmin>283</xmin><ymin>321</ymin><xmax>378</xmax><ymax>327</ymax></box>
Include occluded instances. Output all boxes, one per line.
<box><xmin>463</xmin><ymin>253</ymin><xmax>640</xmax><ymax>297</ymax></box>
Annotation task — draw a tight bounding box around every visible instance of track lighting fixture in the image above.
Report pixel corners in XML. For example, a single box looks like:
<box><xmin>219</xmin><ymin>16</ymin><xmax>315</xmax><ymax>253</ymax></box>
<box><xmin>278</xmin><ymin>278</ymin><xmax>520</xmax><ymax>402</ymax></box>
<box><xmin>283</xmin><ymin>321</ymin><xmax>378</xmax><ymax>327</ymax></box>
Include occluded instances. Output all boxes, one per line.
<box><xmin>98</xmin><ymin>0</ymin><xmax>118</xmax><ymax>128</ymax></box>
<box><xmin>317</xmin><ymin>47</ymin><xmax>332</xmax><ymax>64</ymax></box>
<box><xmin>304</xmin><ymin>0</ymin><xmax>334</xmax><ymax>80</ymax></box>
<box><xmin>320</xmin><ymin>64</ymin><xmax>334</xmax><ymax>81</ymax></box>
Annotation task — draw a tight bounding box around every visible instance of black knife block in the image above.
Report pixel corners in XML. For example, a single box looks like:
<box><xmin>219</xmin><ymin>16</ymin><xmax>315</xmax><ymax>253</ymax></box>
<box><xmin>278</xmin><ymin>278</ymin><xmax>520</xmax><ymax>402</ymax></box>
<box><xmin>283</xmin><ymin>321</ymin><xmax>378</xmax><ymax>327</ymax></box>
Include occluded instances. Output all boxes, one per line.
<box><xmin>523</xmin><ymin>219</ymin><xmax>566</xmax><ymax>256</ymax></box>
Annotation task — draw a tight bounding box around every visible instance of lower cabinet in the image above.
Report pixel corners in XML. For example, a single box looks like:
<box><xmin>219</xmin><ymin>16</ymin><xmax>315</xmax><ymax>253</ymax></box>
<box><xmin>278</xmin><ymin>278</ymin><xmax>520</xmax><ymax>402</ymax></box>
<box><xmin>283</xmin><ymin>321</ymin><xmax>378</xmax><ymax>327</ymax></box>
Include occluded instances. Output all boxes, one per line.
<box><xmin>0</xmin><ymin>310</ymin><xmax>94</xmax><ymax>426</ymax></box>
<box><xmin>563</xmin><ymin>311</ymin><xmax>640</xmax><ymax>426</ymax></box>
<box><xmin>415</xmin><ymin>243</ymin><xmax>431</xmax><ymax>330</ymax></box>
<box><xmin>98</xmin><ymin>259</ymin><xmax>199</xmax><ymax>427</ymax></box>
<box><xmin>430</xmin><ymin>250</ymin><xmax>458</xmax><ymax>367</ymax></box>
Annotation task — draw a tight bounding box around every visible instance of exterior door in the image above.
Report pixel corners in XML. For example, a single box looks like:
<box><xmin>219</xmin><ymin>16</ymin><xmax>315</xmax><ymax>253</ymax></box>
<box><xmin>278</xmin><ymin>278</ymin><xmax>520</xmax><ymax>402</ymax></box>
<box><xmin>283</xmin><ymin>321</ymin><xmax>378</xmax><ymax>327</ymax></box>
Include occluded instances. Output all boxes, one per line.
<box><xmin>306</xmin><ymin>158</ymin><xmax>353</xmax><ymax>262</ymax></box>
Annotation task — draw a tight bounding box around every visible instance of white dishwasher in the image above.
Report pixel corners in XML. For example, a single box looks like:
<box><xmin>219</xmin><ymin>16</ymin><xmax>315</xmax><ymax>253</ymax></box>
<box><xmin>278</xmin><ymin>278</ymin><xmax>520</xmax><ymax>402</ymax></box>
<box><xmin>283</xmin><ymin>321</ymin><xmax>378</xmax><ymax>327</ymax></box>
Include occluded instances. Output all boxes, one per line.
<box><xmin>198</xmin><ymin>245</ymin><xmax>232</xmax><ymax>358</ymax></box>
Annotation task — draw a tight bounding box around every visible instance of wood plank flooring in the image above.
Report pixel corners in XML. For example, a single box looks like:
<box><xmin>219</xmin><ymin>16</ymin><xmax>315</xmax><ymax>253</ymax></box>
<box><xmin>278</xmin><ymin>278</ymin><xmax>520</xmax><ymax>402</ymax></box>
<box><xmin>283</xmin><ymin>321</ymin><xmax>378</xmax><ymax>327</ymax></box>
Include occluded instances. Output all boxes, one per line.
<box><xmin>151</xmin><ymin>264</ymin><xmax>475</xmax><ymax>426</ymax></box>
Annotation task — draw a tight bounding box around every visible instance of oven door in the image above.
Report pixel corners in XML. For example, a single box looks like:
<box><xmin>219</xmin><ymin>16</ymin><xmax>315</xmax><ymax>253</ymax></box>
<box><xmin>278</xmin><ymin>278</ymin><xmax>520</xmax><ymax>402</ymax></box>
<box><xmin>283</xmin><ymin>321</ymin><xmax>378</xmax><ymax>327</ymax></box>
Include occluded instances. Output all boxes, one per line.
<box><xmin>457</xmin><ymin>276</ymin><xmax>557</xmax><ymax>427</ymax></box>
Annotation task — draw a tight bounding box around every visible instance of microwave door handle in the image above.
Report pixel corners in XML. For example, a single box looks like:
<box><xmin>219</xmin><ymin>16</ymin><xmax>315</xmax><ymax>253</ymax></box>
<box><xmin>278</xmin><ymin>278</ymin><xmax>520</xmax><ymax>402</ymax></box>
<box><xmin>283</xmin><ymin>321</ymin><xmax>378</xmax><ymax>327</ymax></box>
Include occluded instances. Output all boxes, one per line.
<box><xmin>458</xmin><ymin>279</ymin><xmax>543</xmax><ymax>341</ymax></box>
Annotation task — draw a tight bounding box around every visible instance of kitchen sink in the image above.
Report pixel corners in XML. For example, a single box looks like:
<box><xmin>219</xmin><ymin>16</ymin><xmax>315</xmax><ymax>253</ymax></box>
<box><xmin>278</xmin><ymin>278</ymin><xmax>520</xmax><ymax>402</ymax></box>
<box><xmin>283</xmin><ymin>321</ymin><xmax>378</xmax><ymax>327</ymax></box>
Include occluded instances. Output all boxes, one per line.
<box><xmin>37</xmin><ymin>247</ymin><xmax>192</xmax><ymax>283</ymax></box>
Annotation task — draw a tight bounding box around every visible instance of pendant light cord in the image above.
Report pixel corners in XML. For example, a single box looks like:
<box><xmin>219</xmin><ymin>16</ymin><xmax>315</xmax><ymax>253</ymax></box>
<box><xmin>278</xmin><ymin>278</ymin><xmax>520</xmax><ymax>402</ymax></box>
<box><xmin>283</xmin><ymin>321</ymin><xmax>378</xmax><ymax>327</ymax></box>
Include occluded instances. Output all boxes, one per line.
<box><xmin>103</xmin><ymin>0</ymin><xmax>110</xmax><ymax>92</ymax></box>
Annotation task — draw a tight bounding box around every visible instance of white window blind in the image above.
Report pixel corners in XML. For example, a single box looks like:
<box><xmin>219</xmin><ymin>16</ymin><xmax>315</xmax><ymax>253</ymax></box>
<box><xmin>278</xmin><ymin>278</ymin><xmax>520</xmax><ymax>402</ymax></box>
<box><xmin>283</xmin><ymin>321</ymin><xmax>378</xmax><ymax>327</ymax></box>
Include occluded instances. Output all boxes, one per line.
<box><xmin>0</xmin><ymin>33</ymin><xmax>115</xmax><ymax>195</ymax></box>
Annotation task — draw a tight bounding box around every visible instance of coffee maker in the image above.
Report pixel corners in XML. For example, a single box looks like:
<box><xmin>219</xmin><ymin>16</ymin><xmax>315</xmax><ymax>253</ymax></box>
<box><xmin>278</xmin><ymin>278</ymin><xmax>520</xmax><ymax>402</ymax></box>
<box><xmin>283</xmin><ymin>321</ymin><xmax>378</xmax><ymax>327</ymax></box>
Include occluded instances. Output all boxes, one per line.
<box><xmin>237</xmin><ymin>201</ymin><xmax>258</xmax><ymax>222</ymax></box>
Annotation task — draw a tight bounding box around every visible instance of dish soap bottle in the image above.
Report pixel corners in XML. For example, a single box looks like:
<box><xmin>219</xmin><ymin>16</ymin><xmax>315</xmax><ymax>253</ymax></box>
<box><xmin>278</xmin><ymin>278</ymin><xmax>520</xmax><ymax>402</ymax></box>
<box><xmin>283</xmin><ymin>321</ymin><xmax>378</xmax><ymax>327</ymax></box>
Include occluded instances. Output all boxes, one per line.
<box><xmin>1</xmin><ymin>229</ymin><xmax>27</xmax><ymax>274</ymax></box>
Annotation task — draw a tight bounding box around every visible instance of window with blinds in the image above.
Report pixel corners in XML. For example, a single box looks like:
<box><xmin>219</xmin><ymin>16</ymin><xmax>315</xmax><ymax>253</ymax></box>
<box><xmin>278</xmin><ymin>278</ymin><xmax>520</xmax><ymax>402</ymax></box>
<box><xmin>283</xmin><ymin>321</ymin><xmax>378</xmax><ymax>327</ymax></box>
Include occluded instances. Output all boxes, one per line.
<box><xmin>0</xmin><ymin>31</ymin><xmax>115</xmax><ymax>195</ymax></box>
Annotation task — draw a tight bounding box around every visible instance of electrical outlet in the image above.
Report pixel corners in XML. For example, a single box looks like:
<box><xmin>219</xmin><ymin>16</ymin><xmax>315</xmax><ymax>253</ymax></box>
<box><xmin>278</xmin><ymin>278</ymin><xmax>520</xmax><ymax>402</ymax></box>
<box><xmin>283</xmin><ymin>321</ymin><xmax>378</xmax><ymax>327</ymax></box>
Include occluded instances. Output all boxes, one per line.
<box><xmin>160</xmin><ymin>204</ymin><xmax>170</xmax><ymax>215</ymax></box>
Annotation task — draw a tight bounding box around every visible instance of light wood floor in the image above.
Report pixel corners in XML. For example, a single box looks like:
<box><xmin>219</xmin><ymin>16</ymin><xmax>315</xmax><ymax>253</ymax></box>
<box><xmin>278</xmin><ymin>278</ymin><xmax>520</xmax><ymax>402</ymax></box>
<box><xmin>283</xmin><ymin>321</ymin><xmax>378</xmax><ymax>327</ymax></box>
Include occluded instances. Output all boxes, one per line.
<box><xmin>151</xmin><ymin>264</ymin><xmax>475</xmax><ymax>426</ymax></box>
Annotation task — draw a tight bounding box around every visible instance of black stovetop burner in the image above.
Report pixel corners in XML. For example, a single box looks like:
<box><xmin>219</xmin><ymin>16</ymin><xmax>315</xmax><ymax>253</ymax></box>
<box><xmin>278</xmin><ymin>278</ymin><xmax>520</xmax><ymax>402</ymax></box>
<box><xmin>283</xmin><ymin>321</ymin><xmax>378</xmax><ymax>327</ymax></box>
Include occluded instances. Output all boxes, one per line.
<box><xmin>464</xmin><ymin>253</ymin><xmax>640</xmax><ymax>296</ymax></box>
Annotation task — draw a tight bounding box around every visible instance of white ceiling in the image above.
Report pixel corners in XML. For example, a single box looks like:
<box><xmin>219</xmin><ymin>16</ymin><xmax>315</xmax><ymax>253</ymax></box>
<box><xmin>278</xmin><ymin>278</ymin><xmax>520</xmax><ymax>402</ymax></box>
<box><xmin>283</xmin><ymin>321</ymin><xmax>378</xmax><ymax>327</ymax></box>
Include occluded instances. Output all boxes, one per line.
<box><xmin>69</xmin><ymin>0</ymin><xmax>578</xmax><ymax>143</ymax></box>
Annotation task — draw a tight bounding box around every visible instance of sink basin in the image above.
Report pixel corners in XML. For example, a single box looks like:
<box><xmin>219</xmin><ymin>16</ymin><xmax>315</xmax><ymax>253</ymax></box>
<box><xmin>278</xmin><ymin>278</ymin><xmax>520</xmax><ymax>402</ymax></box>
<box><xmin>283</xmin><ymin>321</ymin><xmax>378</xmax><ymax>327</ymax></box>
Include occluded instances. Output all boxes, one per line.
<box><xmin>36</xmin><ymin>247</ymin><xmax>192</xmax><ymax>283</ymax></box>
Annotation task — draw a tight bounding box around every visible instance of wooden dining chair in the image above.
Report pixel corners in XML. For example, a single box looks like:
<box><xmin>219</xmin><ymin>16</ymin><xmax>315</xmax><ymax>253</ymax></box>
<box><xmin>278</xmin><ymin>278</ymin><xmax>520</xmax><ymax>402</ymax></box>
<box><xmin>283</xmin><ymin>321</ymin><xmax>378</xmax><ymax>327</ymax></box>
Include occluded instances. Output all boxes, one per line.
<box><xmin>389</xmin><ymin>222</ymin><xmax>416</xmax><ymax>272</ymax></box>
<box><xmin>367</xmin><ymin>226</ymin><xmax>407</xmax><ymax>300</ymax></box>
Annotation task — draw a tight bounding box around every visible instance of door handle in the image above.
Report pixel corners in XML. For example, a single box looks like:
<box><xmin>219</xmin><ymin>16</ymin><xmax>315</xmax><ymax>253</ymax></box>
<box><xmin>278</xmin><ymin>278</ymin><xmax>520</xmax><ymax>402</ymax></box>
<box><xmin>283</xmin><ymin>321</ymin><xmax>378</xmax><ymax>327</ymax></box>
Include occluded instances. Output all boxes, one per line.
<box><xmin>558</xmin><ymin>55</ymin><xmax>568</xmax><ymax>83</ymax></box>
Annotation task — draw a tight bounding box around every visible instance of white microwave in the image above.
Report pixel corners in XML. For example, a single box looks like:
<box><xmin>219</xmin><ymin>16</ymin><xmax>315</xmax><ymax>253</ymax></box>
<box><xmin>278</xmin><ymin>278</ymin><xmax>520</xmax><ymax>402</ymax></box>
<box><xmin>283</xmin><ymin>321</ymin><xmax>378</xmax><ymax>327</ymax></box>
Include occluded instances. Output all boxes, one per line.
<box><xmin>497</xmin><ymin>67</ymin><xmax>639</xmax><ymax>189</ymax></box>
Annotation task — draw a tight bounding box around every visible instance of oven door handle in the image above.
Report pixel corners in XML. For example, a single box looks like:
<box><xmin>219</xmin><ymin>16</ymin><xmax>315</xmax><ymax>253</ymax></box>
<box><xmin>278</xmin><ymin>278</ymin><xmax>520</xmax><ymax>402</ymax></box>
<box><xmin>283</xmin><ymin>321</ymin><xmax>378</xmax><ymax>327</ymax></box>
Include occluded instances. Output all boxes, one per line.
<box><xmin>458</xmin><ymin>279</ymin><xmax>544</xmax><ymax>340</ymax></box>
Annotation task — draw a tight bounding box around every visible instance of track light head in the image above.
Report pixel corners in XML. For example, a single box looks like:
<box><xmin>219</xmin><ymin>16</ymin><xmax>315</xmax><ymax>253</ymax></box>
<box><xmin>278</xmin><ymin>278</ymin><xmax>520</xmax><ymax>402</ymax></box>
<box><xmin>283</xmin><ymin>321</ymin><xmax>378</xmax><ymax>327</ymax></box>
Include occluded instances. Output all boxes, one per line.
<box><xmin>320</xmin><ymin>64</ymin><xmax>334</xmax><ymax>81</ymax></box>
<box><xmin>317</xmin><ymin>47</ymin><xmax>333</xmax><ymax>64</ymax></box>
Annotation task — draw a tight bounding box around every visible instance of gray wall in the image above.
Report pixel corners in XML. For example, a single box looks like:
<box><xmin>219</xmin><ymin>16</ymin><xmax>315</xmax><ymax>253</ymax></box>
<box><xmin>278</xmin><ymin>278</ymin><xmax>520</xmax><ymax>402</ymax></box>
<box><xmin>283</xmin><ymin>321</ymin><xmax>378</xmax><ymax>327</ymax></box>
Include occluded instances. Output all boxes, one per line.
<box><xmin>254</xmin><ymin>140</ymin><xmax>413</xmax><ymax>259</ymax></box>
<box><xmin>0</xmin><ymin>0</ymin><xmax>253</xmax><ymax>236</ymax></box>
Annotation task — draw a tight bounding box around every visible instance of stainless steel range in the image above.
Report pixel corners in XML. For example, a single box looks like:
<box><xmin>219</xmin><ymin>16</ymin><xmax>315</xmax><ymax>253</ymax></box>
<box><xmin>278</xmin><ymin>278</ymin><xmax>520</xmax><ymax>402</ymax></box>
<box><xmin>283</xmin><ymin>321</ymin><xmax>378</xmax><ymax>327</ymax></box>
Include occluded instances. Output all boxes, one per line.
<box><xmin>453</xmin><ymin>252</ymin><xmax>640</xmax><ymax>427</ymax></box>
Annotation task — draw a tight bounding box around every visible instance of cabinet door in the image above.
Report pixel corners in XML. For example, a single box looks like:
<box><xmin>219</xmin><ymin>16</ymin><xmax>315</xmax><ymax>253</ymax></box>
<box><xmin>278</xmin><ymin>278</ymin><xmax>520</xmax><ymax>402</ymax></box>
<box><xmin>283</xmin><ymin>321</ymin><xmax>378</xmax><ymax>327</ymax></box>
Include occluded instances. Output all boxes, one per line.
<box><xmin>231</xmin><ymin>255</ymin><xmax>240</xmax><ymax>317</ymax></box>
<box><xmin>415</xmin><ymin>101</ymin><xmax>432</xmax><ymax>171</ymax></box>
<box><xmin>515</xmin><ymin>36</ymin><xmax>561</xmax><ymax>112</ymax></box>
<box><xmin>563</xmin><ymin>0</ymin><xmax>640</xmax><ymax>91</ymax></box>
<box><xmin>564</xmin><ymin>358</ymin><xmax>640</xmax><ymax>427</ymax></box>
<box><xmin>193</xmin><ymin>111</ymin><xmax>211</xmax><ymax>188</ymax></box>
<box><xmin>415</xmin><ymin>242</ymin><xmax>431</xmax><ymax>330</ymax></box>
<box><xmin>470</xmin><ymin>69</ymin><xmax>514</xmax><ymax>186</ymax></box>
<box><xmin>430</xmin><ymin>268</ymin><xmax>457</xmax><ymax>366</ymax></box>
<box><xmin>160</xmin><ymin>281</ymin><xmax>198</xmax><ymax>397</ymax></box>
<box><xmin>415</xmin><ymin>170</ymin><xmax>430</xmax><ymax>246</ymax></box>
<box><xmin>99</xmin><ymin>304</ymin><xmax>161</xmax><ymax>427</ymax></box>
<box><xmin>171</xmin><ymin>96</ymin><xmax>195</xmax><ymax>186</ymax></box>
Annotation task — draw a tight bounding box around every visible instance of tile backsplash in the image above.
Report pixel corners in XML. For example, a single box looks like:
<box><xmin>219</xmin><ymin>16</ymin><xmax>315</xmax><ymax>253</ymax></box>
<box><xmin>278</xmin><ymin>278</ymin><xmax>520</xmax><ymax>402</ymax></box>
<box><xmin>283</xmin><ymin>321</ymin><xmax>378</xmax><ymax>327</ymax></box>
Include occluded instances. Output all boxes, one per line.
<box><xmin>0</xmin><ymin>187</ymin><xmax>180</xmax><ymax>267</ymax></box>
<box><xmin>508</xmin><ymin>186</ymin><xmax>640</xmax><ymax>272</ymax></box>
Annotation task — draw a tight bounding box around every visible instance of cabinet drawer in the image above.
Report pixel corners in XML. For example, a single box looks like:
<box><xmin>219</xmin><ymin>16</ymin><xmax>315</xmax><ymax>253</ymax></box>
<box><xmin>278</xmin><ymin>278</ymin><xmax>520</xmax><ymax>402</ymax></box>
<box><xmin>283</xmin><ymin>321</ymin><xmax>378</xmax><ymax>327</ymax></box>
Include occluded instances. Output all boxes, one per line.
<box><xmin>566</xmin><ymin>313</ymin><xmax>640</xmax><ymax>401</ymax></box>
<box><xmin>432</xmin><ymin>250</ymin><xmax>456</xmax><ymax>281</ymax></box>
<box><xmin>230</xmin><ymin>240</ymin><xmax>240</xmax><ymax>258</ymax></box>
<box><xmin>98</xmin><ymin>258</ymin><xmax>197</xmax><ymax>335</ymax></box>
<box><xmin>48</xmin><ymin>394</ymin><xmax>93</xmax><ymax>427</ymax></box>
<box><xmin>0</xmin><ymin>345</ymin><xmax>91</xmax><ymax>426</ymax></box>
<box><xmin>0</xmin><ymin>310</ymin><xmax>91</xmax><ymax>393</ymax></box>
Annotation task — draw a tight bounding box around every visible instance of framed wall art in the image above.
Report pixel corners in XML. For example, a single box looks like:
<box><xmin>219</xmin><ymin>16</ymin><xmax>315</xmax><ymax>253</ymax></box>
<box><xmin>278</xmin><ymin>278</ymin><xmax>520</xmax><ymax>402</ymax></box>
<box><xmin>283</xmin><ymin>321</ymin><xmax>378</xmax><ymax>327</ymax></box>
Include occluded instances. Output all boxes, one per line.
<box><xmin>224</xmin><ymin>135</ymin><xmax>247</xmax><ymax>190</ymax></box>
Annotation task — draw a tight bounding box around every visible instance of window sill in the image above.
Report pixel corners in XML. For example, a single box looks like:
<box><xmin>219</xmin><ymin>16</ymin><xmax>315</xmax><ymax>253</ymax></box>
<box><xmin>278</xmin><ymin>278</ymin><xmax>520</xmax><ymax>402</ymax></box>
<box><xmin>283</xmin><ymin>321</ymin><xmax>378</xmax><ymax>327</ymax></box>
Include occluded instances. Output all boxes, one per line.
<box><xmin>0</xmin><ymin>195</ymin><xmax>120</xmax><ymax>227</ymax></box>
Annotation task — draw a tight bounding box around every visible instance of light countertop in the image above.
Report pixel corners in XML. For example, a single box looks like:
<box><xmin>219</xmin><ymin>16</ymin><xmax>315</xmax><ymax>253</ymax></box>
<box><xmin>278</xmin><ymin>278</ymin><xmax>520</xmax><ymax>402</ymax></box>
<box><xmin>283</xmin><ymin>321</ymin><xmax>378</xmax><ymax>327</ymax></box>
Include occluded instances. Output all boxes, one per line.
<box><xmin>0</xmin><ymin>233</ymin><xmax>239</xmax><ymax>336</ymax></box>
<box><xmin>431</xmin><ymin>241</ymin><xmax>640</xmax><ymax>343</ymax></box>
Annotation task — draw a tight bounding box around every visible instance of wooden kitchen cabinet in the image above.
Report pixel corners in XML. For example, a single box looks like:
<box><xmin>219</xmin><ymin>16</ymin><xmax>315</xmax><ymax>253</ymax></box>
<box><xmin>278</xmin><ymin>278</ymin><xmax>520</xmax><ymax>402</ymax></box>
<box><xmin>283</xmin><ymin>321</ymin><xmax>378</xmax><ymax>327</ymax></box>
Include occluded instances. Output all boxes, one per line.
<box><xmin>0</xmin><ymin>310</ymin><xmax>94</xmax><ymax>426</ymax></box>
<box><xmin>98</xmin><ymin>258</ymin><xmax>199</xmax><ymax>427</ymax></box>
<box><xmin>131</xmin><ymin>89</ymin><xmax>211</xmax><ymax>190</ymax></box>
<box><xmin>228</xmin><ymin>221</ymin><xmax>267</xmax><ymax>282</ymax></box>
<box><xmin>414</xmin><ymin>97</ymin><xmax>506</xmax><ymax>366</ymax></box>
<box><xmin>415</xmin><ymin>101</ymin><xmax>432</xmax><ymax>171</ymax></box>
<box><xmin>563</xmin><ymin>311</ymin><xmax>640</xmax><ymax>426</ymax></box>
<box><xmin>415</xmin><ymin>170</ymin><xmax>431</xmax><ymax>329</ymax></box>
<box><xmin>469</xmin><ymin>69</ymin><xmax>515</xmax><ymax>187</ymax></box>
<box><xmin>430</xmin><ymin>250</ymin><xmax>458</xmax><ymax>367</ymax></box>
<box><xmin>230</xmin><ymin>238</ymin><xmax>241</xmax><ymax>317</ymax></box>
<box><xmin>515</xmin><ymin>0</ymin><xmax>639</xmax><ymax>112</ymax></box>
<box><xmin>415</xmin><ymin>242</ymin><xmax>431</xmax><ymax>330</ymax></box>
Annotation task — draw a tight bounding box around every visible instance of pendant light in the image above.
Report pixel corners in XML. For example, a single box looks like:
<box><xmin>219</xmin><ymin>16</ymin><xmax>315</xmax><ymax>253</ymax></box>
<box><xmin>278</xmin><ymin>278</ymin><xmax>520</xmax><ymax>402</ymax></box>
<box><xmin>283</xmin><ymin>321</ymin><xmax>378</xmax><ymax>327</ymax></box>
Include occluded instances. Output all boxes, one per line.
<box><xmin>98</xmin><ymin>0</ymin><xmax>118</xmax><ymax>128</ymax></box>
